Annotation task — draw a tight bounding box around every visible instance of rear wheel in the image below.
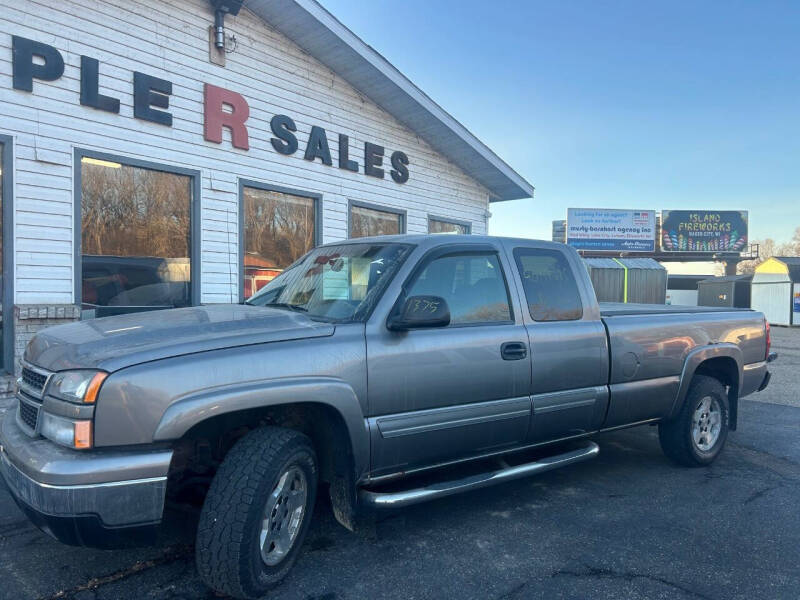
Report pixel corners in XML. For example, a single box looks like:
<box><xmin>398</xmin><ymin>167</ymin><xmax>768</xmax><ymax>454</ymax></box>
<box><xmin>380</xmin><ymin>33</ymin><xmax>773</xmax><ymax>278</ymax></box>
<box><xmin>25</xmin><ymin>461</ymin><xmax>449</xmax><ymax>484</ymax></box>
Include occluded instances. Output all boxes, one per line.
<box><xmin>658</xmin><ymin>375</ymin><xmax>730</xmax><ymax>467</ymax></box>
<box><xmin>196</xmin><ymin>426</ymin><xmax>317</xmax><ymax>599</ymax></box>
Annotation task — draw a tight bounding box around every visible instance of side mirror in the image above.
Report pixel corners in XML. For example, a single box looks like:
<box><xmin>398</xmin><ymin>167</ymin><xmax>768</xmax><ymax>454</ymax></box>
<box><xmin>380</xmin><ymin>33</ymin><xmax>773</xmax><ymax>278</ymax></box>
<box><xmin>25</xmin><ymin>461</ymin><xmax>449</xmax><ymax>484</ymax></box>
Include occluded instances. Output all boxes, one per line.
<box><xmin>388</xmin><ymin>295</ymin><xmax>451</xmax><ymax>331</ymax></box>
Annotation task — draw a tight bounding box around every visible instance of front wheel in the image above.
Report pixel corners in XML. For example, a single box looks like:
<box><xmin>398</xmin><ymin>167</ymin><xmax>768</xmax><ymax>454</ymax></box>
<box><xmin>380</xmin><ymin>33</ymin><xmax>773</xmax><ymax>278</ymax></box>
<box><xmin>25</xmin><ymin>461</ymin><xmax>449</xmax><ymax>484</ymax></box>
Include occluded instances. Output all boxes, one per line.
<box><xmin>658</xmin><ymin>375</ymin><xmax>730</xmax><ymax>467</ymax></box>
<box><xmin>196</xmin><ymin>426</ymin><xmax>318</xmax><ymax>599</ymax></box>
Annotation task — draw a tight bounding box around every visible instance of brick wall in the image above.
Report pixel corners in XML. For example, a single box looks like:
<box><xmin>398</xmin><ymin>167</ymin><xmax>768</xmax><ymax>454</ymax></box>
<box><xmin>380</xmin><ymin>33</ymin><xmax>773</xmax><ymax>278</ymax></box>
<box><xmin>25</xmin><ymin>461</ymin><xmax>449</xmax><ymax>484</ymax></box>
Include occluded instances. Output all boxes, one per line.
<box><xmin>0</xmin><ymin>304</ymin><xmax>80</xmax><ymax>412</ymax></box>
<box><xmin>13</xmin><ymin>304</ymin><xmax>81</xmax><ymax>374</ymax></box>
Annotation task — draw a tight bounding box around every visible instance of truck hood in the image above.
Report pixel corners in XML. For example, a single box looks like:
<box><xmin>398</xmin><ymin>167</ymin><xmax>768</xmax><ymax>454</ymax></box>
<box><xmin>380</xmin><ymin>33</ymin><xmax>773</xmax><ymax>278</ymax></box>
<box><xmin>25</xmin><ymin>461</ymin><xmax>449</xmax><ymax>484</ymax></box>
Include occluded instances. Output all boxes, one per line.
<box><xmin>25</xmin><ymin>305</ymin><xmax>335</xmax><ymax>372</ymax></box>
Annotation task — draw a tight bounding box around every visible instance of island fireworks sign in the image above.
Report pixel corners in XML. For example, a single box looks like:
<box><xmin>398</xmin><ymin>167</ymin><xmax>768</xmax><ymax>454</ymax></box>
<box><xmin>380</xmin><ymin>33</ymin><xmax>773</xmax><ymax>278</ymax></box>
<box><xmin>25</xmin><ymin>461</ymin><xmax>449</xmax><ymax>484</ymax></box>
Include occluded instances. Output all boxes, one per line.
<box><xmin>661</xmin><ymin>210</ymin><xmax>749</xmax><ymax>252</ymax></box>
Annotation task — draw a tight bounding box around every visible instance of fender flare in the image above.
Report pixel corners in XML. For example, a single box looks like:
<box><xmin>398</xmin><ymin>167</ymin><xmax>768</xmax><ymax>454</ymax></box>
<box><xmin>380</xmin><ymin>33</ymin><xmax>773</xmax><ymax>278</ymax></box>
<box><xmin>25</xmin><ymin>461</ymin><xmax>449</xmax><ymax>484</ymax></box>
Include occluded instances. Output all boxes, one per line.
<box><xmin>152</xmin><ymin>376</ymin><xmax>370</xmax><ymax>480</ymax></box>
<box><xmin>668</xmin><ymin>343</ymin><xmax>743</xmax><ymax>420</ymax></box>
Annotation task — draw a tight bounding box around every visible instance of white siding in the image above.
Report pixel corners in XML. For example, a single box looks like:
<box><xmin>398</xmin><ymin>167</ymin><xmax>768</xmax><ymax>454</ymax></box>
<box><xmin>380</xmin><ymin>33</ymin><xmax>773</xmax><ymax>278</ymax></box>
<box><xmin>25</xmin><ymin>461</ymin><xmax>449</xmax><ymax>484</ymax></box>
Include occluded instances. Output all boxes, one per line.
<box><xmin>752</xmin><ymin>282</ymin><xmax>791</xmax><ymax>326</ymax></box>
<box><xmin>0</xmin><ymin>0</ymin><xmax>491</xmax><ymax>305</ymax></box>
<box><xmin>665</xmin><ymin>289</ymin><xmax>698</xmax><ymax>306</ymax></box>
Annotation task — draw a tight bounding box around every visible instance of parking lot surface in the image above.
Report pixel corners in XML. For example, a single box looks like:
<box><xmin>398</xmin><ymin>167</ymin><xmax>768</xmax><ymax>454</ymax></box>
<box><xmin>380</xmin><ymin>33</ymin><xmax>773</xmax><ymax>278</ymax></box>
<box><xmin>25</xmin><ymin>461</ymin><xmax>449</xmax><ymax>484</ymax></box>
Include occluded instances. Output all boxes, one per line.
<box><xmin>752</xmin><ymin>325</ymin><xmax>800</xmax><ymax>407</ymax></box>
<box><xmin>1</xmin><ymin>332</ymin><xmax>799</xmax><ymax>600</ymax></box>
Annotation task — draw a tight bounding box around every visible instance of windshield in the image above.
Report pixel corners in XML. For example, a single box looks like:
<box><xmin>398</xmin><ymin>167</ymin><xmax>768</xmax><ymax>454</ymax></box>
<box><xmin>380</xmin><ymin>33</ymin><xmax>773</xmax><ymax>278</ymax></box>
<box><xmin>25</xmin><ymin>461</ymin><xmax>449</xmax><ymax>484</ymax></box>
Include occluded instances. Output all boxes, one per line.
<box><xmin>246</xmin><ymin>243</ymin><xmax>413</xmax><ymax>322</ymax></box>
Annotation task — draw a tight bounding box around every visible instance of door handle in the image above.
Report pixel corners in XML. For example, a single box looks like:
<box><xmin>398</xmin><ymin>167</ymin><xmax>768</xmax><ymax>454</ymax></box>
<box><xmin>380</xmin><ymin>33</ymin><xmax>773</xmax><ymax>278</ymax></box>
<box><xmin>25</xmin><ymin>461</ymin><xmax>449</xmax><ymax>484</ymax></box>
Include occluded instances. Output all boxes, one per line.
<box><xmin>501</xmin><ymin>342</ymin><xmax>528</xmax><ymax>360</ymax></box>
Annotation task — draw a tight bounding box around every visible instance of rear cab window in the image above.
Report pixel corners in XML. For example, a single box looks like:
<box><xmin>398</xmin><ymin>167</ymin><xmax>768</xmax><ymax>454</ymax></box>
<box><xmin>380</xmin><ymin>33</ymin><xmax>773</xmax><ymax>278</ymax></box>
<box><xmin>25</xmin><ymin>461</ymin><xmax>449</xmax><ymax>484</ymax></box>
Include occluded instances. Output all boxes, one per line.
<box><xmin>513</xmin><ymin>248</ymin><xmax>583</xmax><ymax>321</ymax></box>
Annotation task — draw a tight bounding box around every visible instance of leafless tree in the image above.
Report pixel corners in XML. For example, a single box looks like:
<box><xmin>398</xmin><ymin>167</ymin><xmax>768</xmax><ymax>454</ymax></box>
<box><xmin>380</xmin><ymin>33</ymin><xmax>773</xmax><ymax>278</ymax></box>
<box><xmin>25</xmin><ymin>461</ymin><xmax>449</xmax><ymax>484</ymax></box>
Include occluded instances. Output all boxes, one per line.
<box><xmin>738</xmin><ymin>237</ymin><xmax>797</xmax><ymax>274</ymax></box>
<box><xmin>81</xmin><ymin>162</ymin><xmax>190</xmax><ymax>259</ymax></box>
<box><xmin>243</xmin><ymin>188</ymin><xmax>315</xmax><ymax>269</ymax></box>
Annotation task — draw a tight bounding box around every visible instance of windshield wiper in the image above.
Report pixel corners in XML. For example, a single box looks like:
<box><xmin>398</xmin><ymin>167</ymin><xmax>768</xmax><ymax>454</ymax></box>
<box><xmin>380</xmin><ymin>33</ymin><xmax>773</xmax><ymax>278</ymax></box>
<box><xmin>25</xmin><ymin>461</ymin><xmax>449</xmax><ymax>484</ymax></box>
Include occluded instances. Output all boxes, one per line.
<box><xmin>266</xmin><ymin>302</ymin><xmax>308</xmax><ymax>313</ymax></box>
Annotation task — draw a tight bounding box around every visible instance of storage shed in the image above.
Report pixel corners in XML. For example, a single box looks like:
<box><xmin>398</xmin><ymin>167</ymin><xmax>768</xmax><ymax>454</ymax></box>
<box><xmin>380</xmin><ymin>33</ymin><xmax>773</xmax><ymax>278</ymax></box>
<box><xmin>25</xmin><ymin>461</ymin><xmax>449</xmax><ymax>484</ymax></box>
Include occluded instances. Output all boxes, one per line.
<box><xmin>584</xmin><ymin>258</ymin><xmax>667</xmax><ymax>304</ymax></box>
<box><xmin>666</xmin><ymin>274</ymin><xmax>713</xmax><ymax>306</ymax></box>
<box><xmin>751</xmin><ymin>257</ymin><xmax>800</xmax><ymax>326</ymax></box>
<box><xmin>697</xmin><ymin>275</ymin><xmax>752</xmax><ymax>308</ymax></box>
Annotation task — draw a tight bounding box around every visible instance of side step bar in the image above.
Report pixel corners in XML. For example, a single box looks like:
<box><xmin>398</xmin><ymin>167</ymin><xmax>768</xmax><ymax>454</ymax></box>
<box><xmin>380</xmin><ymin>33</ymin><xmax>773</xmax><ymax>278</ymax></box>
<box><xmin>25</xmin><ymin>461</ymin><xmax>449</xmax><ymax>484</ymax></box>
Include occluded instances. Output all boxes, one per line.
<box><xmin>359</xmin><ymin>441</ymin><xmax>599</xmax><ymax>509</ymax></box>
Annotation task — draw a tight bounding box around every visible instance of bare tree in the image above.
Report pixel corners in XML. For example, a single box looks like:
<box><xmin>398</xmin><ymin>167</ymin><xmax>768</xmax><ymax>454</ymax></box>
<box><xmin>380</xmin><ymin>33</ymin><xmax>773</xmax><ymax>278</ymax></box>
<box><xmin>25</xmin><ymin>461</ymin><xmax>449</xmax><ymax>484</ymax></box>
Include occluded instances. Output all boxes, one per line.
<box><xmin>81</xmin><ymin>162</ymin><xmax>190</xmax><ymax>259</ymax></box>
<box><xmin>738</xmin><ymin>237</ymin><xmax>796</xmax><ymax>274</ymax></box>
<box><xmin>243</xmin><ymin>188</ymin><xmax>315</xmax><ymax>269</ymax></box>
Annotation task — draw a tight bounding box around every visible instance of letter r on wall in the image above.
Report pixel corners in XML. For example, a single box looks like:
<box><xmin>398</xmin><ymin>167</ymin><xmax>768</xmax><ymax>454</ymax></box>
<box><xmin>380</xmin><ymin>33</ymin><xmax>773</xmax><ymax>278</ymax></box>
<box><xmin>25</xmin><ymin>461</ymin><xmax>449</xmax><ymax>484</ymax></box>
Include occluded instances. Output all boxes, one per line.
<box><xmin>204</xmin><ymin>83</ymin><xmax>250</xmax><ymax>150</ymax></box>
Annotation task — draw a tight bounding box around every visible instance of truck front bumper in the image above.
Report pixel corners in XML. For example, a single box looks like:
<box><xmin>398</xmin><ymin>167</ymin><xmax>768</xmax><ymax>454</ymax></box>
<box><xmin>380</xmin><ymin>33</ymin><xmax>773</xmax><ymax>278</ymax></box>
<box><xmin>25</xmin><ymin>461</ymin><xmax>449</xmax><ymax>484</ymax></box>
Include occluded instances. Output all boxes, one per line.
<box><xmin>0</xmin><ymin>409</ymin><xmax>173</xmax><ymax>547</ymax></box>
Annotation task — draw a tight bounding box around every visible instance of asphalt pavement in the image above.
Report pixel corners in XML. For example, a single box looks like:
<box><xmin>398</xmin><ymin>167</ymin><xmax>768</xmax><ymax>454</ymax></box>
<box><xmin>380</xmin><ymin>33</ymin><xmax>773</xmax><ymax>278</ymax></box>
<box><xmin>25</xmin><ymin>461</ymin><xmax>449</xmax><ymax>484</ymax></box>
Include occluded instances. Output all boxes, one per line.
<box><xmin>751</xmin><ymin>325</ymin><xmax>800</xmax><ymax>407</ymax></box>
<box><xmin>1</xmin><ymin>334</ymin><xmax>799</xmax><ymax>599</ymax></box>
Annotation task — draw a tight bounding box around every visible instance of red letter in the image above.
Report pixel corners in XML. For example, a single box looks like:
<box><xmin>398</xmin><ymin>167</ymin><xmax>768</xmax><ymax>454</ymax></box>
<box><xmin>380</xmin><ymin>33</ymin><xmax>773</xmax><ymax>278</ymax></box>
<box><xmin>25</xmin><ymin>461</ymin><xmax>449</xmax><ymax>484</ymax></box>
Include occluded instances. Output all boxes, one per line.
<box><xmin>204</xmin><ymin>83</ymin><xmax>250</xmax><ymax>150</ymax></box>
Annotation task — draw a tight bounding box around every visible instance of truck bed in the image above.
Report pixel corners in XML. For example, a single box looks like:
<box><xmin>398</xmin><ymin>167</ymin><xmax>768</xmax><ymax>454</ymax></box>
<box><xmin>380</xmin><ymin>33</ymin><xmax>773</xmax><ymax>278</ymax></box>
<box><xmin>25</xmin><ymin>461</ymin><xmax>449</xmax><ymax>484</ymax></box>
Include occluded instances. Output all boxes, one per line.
<box><xmin>599</xmin><ymin>302</ymin><xmax>752</xmax><ymax>317</ymax></box>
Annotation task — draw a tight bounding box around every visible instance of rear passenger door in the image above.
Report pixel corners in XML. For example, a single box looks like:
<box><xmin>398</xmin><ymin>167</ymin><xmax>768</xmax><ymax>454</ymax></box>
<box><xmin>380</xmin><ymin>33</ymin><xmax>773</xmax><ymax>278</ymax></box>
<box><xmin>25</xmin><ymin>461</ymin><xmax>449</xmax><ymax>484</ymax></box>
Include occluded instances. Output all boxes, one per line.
<box><xmin>365</xmin><ymin>244</ymin><xmax>532</xmax><ymax>477</ymax></box>
<box><xmin>505</xmin><ymin>243</ymin><xmax>610</xmax><ymax>443</ymax></box>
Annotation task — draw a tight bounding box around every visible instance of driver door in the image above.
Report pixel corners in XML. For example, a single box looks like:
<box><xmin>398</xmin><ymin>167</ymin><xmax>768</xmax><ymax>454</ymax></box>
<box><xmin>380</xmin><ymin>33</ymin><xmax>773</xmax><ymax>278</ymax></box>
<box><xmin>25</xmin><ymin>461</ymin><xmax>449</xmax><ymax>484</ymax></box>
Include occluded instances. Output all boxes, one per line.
<box><xmin>365</xmin><ymin>244</ymin><xmax>532</xmax><ymax>477</ymax></box>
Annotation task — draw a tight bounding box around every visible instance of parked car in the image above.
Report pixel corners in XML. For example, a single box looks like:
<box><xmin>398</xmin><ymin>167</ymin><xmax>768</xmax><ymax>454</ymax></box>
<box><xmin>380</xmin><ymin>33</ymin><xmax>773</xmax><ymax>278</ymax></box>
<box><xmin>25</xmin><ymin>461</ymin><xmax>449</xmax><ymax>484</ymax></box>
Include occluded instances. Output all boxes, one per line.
<box><xmin>1</xmin><ymin>235</ymin><xmax>775</xmax><ymax>599</ymax></box>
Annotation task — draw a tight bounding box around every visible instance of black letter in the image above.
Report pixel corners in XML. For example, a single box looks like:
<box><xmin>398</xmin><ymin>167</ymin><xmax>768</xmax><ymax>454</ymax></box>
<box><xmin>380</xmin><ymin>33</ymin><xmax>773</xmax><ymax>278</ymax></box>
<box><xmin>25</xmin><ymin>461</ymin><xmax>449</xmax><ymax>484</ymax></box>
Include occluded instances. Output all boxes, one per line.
<box><xmin>364</xmin><ymin>142</ymin><xmax>384</xmax><ymax>178</ymax></box>
<box><xmin>270</xmin><ymin>115</ymin><xmax>298</xmax><ymax>155</ymax></box>
<box><xmin>390</xmin><ymin>151</ymin><xmax>409</xmax><ymax>183</ymax></box>
<box><xmin>338</xmin><ymin>134</ymin><xmax>358</xmax><ymax>172</ymax></box>
<box><xmin>80</xmin><ymin>56</ymin><xmax>120</xmax><ymax>113</ymax></box>
<box><xmin>12</xmin><ymin>36</ymin><xmax>64</xmax><ymax>92</ymax></box>
<box><xmin>304</xmin><ymin>126</ymin><xmax>332</xmax><ymax>166</ymax></box>
<box><xmin>133</xmin><ymin>72</ymin><xmax>172</xmax><ymax>126</ymax></box>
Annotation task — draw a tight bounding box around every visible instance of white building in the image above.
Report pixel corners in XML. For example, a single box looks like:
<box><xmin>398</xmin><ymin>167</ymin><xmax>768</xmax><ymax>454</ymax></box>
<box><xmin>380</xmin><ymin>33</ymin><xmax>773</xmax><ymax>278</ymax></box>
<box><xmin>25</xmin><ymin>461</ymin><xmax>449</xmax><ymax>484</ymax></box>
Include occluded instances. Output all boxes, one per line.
<box><xmin>0</xmin><ymin>0</ymin><xmax>533</xmax><ymax>391</ymax></box>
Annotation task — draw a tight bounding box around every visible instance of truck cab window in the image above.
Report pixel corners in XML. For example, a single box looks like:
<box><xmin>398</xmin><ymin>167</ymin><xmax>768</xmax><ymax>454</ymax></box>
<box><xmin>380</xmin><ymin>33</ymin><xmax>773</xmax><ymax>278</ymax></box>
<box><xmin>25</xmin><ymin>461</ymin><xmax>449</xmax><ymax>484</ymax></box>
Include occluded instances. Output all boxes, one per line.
<box><xmin>407</xmin><ymin>252</ymin><xmax>511</xmax><ymax>324</ymax></box>
<box><xmin>514</xmin><ymin>248</ymin><xmax>583</xmax><ymax>321</ymax></box>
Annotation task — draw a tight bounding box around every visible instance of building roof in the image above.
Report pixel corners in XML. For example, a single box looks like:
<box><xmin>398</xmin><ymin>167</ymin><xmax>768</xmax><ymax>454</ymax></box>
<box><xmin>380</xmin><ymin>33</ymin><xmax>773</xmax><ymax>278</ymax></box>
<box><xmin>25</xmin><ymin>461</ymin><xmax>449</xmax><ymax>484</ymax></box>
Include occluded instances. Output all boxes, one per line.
<box><xmin>667</xmin><ymin>274</ymin><xmax>713</xmax><ymax>290</ymax></box>
<box><xmin>246</xmin><ymin>0</ymin><xmax>535</xmax><ymax>202</ymax></box>
<box><xmin>760</xmin><ymin>256</ymin><xmax>800</xmax><ymax>282</ymax></box>
<box><xmin>698</xmin><ymin>275</ymin><xmax>753</xmax><ymax>284</ymax></box>
<box><xmin>583</xmin><ymin>257</ymin><xmax>665</xmax><ymax>270</ymax></box>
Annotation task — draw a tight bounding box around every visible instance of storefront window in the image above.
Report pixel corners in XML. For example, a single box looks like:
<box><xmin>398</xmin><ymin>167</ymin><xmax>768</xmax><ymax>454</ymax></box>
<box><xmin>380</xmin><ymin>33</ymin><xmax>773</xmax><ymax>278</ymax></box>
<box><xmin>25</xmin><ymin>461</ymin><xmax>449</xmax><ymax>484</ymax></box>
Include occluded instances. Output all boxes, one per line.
<box><xmin>429</xmin><ymin>218</ymin><xmax>470</xmax><ymax>235</ymax></box>
<box><xmin>242</xmin><ymin>185</ymin><xmax>317</xmax><ymax>299</ymax></box>
<box><xmin>80</xmin><ymin>156</ymin><xmax>192</xmax><ymax>317</ymax></box>
<box><xmin>349</xmin><ymin>203</ymin><xmax>404</xmax><ymax>238</ymax></box>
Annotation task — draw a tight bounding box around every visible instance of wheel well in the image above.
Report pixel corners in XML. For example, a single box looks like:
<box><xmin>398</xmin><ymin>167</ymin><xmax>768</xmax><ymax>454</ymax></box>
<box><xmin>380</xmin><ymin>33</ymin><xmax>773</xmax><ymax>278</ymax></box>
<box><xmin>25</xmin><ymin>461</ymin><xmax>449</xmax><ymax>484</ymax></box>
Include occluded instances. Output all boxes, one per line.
<box><xmin>693</xmin><ymin>357</ymin><xmax>740</xmax><ymax>430</ymax></box>
<box><xmin>167</xmin><ymin>402</ymin><xmax>358</xmax><ymax>528</ymax></box>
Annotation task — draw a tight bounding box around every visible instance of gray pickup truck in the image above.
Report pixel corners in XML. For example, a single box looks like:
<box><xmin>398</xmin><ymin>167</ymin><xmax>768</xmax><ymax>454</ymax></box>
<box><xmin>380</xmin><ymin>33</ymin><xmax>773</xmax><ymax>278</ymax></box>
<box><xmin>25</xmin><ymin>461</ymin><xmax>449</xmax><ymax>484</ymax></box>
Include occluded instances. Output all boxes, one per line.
<box><xmin>0</xmin><ymin>235</ymin><xmax>774</xmax><ymax>598</ymax></box>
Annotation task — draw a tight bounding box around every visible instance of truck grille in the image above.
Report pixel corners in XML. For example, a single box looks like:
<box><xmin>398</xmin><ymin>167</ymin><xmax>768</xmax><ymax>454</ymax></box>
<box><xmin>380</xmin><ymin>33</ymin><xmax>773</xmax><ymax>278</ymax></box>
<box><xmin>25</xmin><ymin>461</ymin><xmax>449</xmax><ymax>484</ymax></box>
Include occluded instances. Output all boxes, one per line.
<box><xmin>18</xmin><ymin>400</ymin><xmax>39</xmax><ymax>431</ymax></box>
<box><xmin>21</xmin><ymin>366</ymin><xmax>47</xmax><ymax>394</ymax></box>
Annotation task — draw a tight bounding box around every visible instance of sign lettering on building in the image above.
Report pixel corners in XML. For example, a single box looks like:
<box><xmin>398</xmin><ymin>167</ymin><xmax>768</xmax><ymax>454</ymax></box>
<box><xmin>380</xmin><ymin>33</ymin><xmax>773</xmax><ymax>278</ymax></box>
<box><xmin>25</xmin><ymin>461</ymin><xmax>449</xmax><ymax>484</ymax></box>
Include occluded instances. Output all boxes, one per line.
<box><xmin>10</xmin><ymin>36</ymin><xmax>410</xmax><ymax>183</ymax></box>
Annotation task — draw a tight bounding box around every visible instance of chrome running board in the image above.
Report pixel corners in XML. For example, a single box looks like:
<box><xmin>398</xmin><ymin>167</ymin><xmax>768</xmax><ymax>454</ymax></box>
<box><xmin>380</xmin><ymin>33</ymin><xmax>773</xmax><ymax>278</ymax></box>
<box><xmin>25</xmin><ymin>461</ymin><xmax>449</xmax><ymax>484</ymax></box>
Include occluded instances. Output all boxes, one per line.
<box><xmin>359</xmin><ymin>441</ymin><xmax>599</xmax><ymax>509</ymax></box>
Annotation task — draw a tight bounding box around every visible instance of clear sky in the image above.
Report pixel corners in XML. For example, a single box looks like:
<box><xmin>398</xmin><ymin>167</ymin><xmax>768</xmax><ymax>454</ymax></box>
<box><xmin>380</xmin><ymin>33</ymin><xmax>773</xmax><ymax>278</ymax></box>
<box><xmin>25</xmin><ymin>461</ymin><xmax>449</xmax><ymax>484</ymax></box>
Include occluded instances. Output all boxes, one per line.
<box><xmin>319</xmin><ymin>0</ymin><xmax>799</xmax><ymax>245</ymax></box>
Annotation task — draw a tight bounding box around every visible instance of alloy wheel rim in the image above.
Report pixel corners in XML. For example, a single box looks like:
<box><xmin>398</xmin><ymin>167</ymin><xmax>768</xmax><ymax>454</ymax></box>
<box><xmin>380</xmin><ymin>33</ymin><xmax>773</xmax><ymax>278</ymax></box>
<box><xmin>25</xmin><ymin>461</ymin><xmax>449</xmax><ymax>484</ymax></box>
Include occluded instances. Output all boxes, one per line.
<box><xmin>259</xmin><ymin>466</ymin><xmax>308</xmax><ymax>566</ymax></box>
<box><xmin>692</xmin><ymin>395</ymin><xmax>722</xmax><ymax>452</ymax></box>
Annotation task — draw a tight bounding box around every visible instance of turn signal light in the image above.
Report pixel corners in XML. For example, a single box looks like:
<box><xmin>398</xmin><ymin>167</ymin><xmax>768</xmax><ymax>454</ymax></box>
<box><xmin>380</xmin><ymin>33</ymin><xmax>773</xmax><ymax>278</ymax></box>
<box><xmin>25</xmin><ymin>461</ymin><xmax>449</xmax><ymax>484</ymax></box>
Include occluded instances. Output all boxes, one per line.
<box><xmin>74</xmin><ymin>420</ymin><xmax>93</xmax><ymax>449</ymax></box>
<box><xmin>84</xmin><ymin>372</ymin><xmax>108</xmax><ymax>404</ymax></box>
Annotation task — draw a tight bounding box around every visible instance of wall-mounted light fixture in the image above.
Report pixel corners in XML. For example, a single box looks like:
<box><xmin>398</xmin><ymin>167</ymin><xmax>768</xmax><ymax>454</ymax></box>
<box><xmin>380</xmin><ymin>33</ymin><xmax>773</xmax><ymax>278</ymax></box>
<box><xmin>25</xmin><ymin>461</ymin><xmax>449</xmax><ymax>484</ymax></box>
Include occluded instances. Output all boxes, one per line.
<box><xmin>209</xmin><ymin>0</ymin><xmax>243</xmax><ymax>49</ymax></box>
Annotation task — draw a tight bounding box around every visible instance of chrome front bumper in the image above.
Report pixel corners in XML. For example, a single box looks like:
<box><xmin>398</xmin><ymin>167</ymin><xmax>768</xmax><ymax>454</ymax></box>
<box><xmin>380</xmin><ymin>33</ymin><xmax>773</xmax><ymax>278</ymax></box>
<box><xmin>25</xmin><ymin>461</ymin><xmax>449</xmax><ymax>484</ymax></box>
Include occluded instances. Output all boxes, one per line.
<box><xmin>0</xmin><ymin>410</ymin><xmax>172</xmax><ymax>544</ymax></box>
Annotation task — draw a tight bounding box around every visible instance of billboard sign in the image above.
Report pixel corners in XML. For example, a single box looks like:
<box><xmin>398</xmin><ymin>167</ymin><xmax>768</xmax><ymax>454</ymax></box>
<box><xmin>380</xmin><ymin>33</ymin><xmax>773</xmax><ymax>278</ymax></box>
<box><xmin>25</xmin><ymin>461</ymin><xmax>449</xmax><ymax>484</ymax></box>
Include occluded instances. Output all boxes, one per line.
<box><xmin>661</xmin><ymin>210</ymin><xmax>748</xmax><ymax>252</ymax></box>
<box><xmin>566</xmin><ymin>208</ymin><xmax>656</xmax><ymax>252</ymax></box>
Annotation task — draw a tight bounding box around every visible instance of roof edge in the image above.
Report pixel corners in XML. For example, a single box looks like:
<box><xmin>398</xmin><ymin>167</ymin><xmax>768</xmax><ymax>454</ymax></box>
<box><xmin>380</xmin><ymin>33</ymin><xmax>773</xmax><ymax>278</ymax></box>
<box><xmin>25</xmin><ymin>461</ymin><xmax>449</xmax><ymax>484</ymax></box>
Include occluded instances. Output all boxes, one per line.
<box><xmin>246</xmin><ymin>0</ymin><xmax>535</xmax><ymax>201</ymax></box>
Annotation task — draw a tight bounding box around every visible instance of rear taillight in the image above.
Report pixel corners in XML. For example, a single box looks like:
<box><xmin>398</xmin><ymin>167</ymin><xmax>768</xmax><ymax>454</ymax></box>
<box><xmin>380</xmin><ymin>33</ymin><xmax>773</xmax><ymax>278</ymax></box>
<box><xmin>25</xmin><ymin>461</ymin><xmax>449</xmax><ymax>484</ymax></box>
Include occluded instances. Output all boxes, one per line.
<box><xmin>765</xmin><ymin>320</ymin><xmax>771</xmax><ymax>361</ymax></box>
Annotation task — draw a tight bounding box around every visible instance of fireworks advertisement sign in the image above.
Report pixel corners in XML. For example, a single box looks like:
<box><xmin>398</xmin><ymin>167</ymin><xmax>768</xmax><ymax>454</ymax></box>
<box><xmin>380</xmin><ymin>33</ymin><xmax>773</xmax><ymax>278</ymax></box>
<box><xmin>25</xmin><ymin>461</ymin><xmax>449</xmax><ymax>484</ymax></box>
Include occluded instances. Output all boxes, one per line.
<box><xmin>566</xmin><ymin>208</ymin><xmax>656</xmax><ymax>252</ymax></box>
<box><xmin>660</xmin><ymin>210</ymin><xmax>748</xmax><ymax>252</ymax></box>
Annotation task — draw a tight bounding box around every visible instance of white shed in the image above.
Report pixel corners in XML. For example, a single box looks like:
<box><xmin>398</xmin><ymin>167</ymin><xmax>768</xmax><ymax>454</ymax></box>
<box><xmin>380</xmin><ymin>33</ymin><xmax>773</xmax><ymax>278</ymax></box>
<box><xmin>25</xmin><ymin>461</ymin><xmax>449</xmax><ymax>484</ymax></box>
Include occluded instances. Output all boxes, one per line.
<box><xmin>751</xmin><ymin>257</ymin><xmax>800</xmax><ymax>326</ymax></box>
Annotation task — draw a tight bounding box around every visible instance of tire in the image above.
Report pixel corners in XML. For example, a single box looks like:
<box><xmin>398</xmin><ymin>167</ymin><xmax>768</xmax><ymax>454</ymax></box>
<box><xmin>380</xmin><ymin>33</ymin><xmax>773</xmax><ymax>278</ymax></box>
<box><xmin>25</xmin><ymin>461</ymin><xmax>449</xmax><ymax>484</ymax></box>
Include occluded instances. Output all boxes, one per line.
<box><xmin>658</xmin><ymin>375</ymin><xmax>730</xmax><ymax>467</ymax></box>
<box><xmin>196</xmin><ymin>426</ymin><xmax>317</xmax><ymax>599</ymax></box>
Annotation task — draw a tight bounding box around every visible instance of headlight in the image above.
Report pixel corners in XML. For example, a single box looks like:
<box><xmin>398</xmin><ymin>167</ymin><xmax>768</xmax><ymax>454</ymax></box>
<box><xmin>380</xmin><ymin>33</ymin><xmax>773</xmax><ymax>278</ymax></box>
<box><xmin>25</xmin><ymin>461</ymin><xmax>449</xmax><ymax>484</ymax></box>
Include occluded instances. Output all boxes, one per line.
<box><xmin>47</xmin><ymin>370</ymin><xmax>107</xmax><ymax>404</ymax></box>
<box><xmin>39</xmin><ymin>412</ymin><xmax>92</xmax><ymax>449</ymax></box>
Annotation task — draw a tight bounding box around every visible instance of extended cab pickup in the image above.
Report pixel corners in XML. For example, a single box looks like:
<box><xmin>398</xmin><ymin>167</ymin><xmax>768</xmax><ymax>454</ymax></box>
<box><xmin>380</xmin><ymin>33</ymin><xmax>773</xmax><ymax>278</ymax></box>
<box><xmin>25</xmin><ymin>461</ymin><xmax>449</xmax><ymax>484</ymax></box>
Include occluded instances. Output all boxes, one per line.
<box><xmin>0</xmin><ymin>235</ymin><xmax>774</xmax><ymax>598</ymax></box>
